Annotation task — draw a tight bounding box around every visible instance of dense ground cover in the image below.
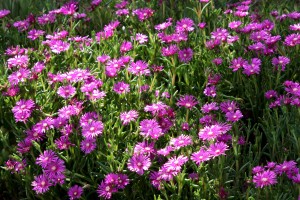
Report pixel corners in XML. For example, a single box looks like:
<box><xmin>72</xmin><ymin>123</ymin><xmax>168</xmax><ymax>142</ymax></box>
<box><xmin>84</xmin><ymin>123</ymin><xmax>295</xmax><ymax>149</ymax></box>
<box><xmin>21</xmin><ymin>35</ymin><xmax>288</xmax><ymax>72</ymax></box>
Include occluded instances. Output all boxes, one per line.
<box><xmin>0</xmin><ymin>0</ymin><xmax>299</xmax><ymax>199</ymax></box>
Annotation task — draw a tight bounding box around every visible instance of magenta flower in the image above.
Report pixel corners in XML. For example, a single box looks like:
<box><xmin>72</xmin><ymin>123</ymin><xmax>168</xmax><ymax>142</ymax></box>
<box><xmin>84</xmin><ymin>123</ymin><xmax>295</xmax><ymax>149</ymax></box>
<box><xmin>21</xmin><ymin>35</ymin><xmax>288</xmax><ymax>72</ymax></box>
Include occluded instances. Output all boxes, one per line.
<box><xmin>120</xmin><ymin>110</ymin><xmax>138</xmax><ymax>125</ymax></box>
<box><xmin>139</xmin><ymin>119</ymin><xmax>163</xmax><ymax>139</ymax></box>
<box><xmin>43</xmin><ymin>158</ymin><xmax>66</xmax><ymax>177</ymax></box>
<box><xmin>128</xmin><ymin>60</ymin><xmax>150</xmax><ymax>76</ymax></box>
<box><xmin>176</xmin><ymin>95</ymin><xmax>198</xmax><ymax>110</ymax></box>
<box><xmin>36</xmin><ymin>150</ymin><xmax>58</xmax><ymax>168</ymax></box>
<box><xmin>253</xmin><ymin>170</ymin><xmax>277</xmax><ymax>188</ymax></box>
<box><xmin>116</xmin><ymin>9</ymin><xmax>129</xmax><ymax>16</ymax></box>
<box><xmin>134</xmin><ymin>33</ymin><xmax>148</xmax><ymax>44</ymax></box>
<box><xmin>55</xmin><ymin>136</ymin><xmax>73</xmax><ymax>150</ymax></box>
<box><xmin>201</xmin><ymin>102</ymin><xmax>219</xmax><ymax>113</ymax></box>
<box><xmin>208</xmin><ymin>142</ymin><xmax>229</xmax><ymax>158</ymax></box>
<box><xmin>198</xmin><ymin>124</ymin><xmax>229</xmax><ymax>141</ymax></box>
<box><xmin>97</xmin><ymin>181</ymin><xmax>117</xmax><ymax>199</ymax></box>
<box><xmin>203</xmin><ymin>85</ymin><xmax>217</xmax><ymax>97</ymax></box>
<box><xmin>211</xmin><ymin>28</ymin><xmax>229</xmax><ymax>42</ymax></box>
<box><xmin>157</xmin><ymin>146</ymin><xmax>174</xmax><ymax>156</ymax></box>
<box><xmin>128</xmin><ymin>154</ymin><xmax>151</xmax><ymax>175</ymax></box>
<box><xmin>155</xmin><ymin>19</ymin><xmax>172</xmax><ymax>31</ymax></box>
<box><xmin>134</xmin><ymin>141</ymin><xmax>156</xmax><ymax>157</ymax></box>
<box><xmin>132</xmin><ymin>8</ymin><xmax>154</xmax><ymax>21</ymax></box>
<box><xmin>229</xmin><ymin>57</ymin><xmax>246</xmax><ymax>72</ymax></box>
<box><xmin>170</xmin><ymin>135</ymin><xmax>193</xmax><ymax>149</ymax></box>
<box><xmin>161</xmin><ymin>44</ymin><xmax>178</xmax><ymax>57</ymax></box>
<box><xmin>82</xmin><ymin>120</ymin><xmax>104</xmax><ymax>138</ymax></box>
<box><xmin>220</xmin><ymin>100</ymin><xmax>239</xmax><ymax>113</ymax></box>
<box><xmin>32</xmin><ymin>174</ymin><xmax>52</xmax><ymax>194</ymax></box>
<box><xmin>198</xmin><ymin>22</ymin><xmax>206</xmax><ymax>29</ymax></box>
<box><xmin>191</xmin><ymin>148</ymin><xmax>212</xmax><ymax>165</ymax></box>
<box><xmin>175</xmin><ymin>18</ymin><xmax>194</xmax><ymax>33</ymax></box>
<box><xmin>284</xmin><ymin>33</ymin><xmax>300</xmax><ymax>46</ymax></box>
<box><xmin>272</xmin><ymin>56</ymin><xmax>290</xmax><ymax>71</ymax></box>
<box><xmin>59</xmin><ymin>2</ymin><xmax>77</xmax><ymax>15</ymax></box>
<box><xmin>178</xmin><ymin>48</ymin><xmax>193</xmax><ymax>63</ymax></box>
<box><xmin>225</xmin><ymin>110</ymin><xmax>243</xmax><ymax>122</ymax></box>
<box><xmin>243</xmin><ymin>58</ymin><xmax>261</xmax><ymax>76</ymax></box>
<box><xmin>0</xmin><ymin>9</ymin><xmax>10</xmax><ymax>18</ymax></box>
<box><xmin>49</xmin><ymin>40</ymin><xmax>70</xmax><ymax>54</ymax></box>
<box><xmin>37</xmin><ymin>13</ymin><xmax>56</xmax><ymax>25</ymax></box>
<box><xmin>120</xmin><ymin>41</ymin><xmax>132</xmax><ymax>53</ymax></box>
<box><xmin>57</xmin><ymin>85</ymin><xmax>76</xmax><ymax>98</ymax></box>
<box><xmin>97</xmin><ymin>54</ymin><xmax>111</xmax><ymax>63</ymax></box>
<box><xmin>12</xmin><ymin>99</ymin><xmax>35</xmax><ymax>123</ymax></box>
<box><xmin>113</xmin><ymin>81</ymin><xmax>130</xmax><ymax>94</ymax></box>
<box><xmin>144</xmin><ymin>101</ymin><xmax>168</xmax><ymax>116</ymax></box>
<box><xmin>68</xmin><ymin>185</ymin><xmax>83</xmax><ymax>200</ymax></box>
<box><xmin>27</xmin><ymin>29</ymin><xmax>45</xmax><ymax>40</ymax></box>
<box><xmin>275</xmin><ymin>160</ymin><xmax>297</xmax><ymax>175</ymax></box>
<box><xmin>229</xmin><ymin>21</ymin><xmax>242</xmax><ymax>29</ymax></box>
<box><xmin>80</xmin><ymin>137</ymin><xmax>97</xmax><ymax>154</ymax></box>
<box><xmin>7</xmin><ymin>55</ymin><xmax>29</xmax><ymax>68</ymax></box>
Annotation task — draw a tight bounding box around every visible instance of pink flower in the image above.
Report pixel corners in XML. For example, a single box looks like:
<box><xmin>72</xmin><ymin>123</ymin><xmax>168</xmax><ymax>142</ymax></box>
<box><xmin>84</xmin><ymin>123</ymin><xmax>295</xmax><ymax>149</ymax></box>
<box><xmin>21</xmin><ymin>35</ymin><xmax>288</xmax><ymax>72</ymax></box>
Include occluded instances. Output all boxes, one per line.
<box><xmin>178</xmin><ymin>48</ymin><xmax>193</xmax><ymax>63</ymax></box>
<box><xmin>176</xmin><ymin>95</ymin><xmax>198</xmax><ymax>110</ymax></box>
<box><xmin>113</xmin><ymin>81</ymin><xmax>130</xmax><ymax>94</ymax></box>
<box><xmin>120</xmin><ymin>110</ymin><xmax>138</xmax><ymax>125</ymax></box>
<box><xmin>175</xmin><ymin>18</ymin><xmax>194</xmax><ymax>33</ymax></box>
<box><xmin>208</xmin><ymin>142</ymin><xmax>229</xmax><ymax>158</ymax></box>
<box><xmin>57</xmin><ymin>85</ymin><xmax>76</xmax><ymax>98</ymax></box>
<box><xmin>253</xmin><ymin>170</ymin><xmax>277</xmax><ymax>188</ymax></box>
<box><xmin>132</xmin><ymin>8</ymin><xmax>154</xmax><ymax>21</ymax></box>
<box><xmin>128</xmin><ymin>154</ymin><xmax>151</xmax><ymax>175</ymax></box>
<box><xmin>225</xmin><ymin>110</ymin><xmax>243</xmax><ymax>122</ymax></box>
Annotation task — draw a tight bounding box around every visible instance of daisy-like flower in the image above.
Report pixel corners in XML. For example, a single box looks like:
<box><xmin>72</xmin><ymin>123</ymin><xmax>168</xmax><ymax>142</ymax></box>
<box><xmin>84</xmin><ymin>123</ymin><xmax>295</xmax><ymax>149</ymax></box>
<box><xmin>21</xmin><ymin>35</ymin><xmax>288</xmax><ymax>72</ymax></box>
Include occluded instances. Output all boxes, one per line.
<box><xmin>170</xmin><ymin>135</ymin><xmax>193</xmax><ymax>150</ymax></box>
<box><xmin>155</xmin><ymin>19</ymin><xmax>172</xmax><ymax>31</ymax></box>
<box><xmin>204</xmin><ymin>85</ymin><xmax>217</xmax><ymax>97</ymax></box>
<box><xmin>113</xmin><ymin>81</ymin><xmax>130</xmax><ymax>94</ymax></box>
<box><xmin>225</xmin><ymin>110</ymin><xmax>243</xmax><ymax>122</ymax></box>
<box><xmin>176</xmin><ymin>95</ymin><xmax>198</xmax><ymax>110</ymax></box>
<box><xmin>134</xmin><ymin>141</ymin><xmax>156</xmax><ymax>157</ymax></box>
<box><xmin>220</xmin><ymin>100</ymin><xmax>239</xmax><ymax>113</ymax></box>
<box><xmin>37</xmin><ymin>13</ymin><xmax>56</xmax><ymax>25</ymax></box>
<box><xmin>8</xmin><ymin>68</ymin><xmax>31</xmax><ymax>85</ymax></box>
<box><xmin>27</xmin><ymin>29</ymin><xmax>45</xmax><ymax>41</ymax></box>
<box><xmin>68</xmin><ymin>185</ymin><xmax>83</xmax><ymax>200</ymax></box>
<box><xmin>144</xmin><ymin>101</ymin><xmax>168</xmax><ymax>116</ymax></box>
<box><xmin>134</xmin><ymin>33</ymin><xmax>148</xmax><ymax>44</ymax></box>
<box><xmin>49</xmin><ymin>40</ymin><xmax>70</xmax><ymax>54</ymax></box>
<box><xmin>271</xmin><ymin>56</ymin><xmax>290</xmax><ymax>71</ymax></box>
<box><xmin>127</xmin><ymin>154</ymin><xmax>151</xmax><ymax>175</ymax></box>
<box><xmin>161</xmin><ymin>44</ymin><xmax>178</xmax><ymax>57</ymax></box>
<box><xmin>97</xmin><ymin>54</ymin><xmax>110</xmax><ymax>63</ymax></box>
<box><xmin>290</xmin><ymin>23</ymin><xmax>300</xmax><ymax>31</ymax></box>
<box><xmin>82</xmin><ymin>120</ymin><xmax>104</xmax><ymax>138</ymax></box>
<box><xmin>0</xmin><ymin>9</ymin><xmax>10</xmax><ymax>18</ymax></box>
<box><xmin>229</xmin><ymin>57</ymin><xmax>246</xmax><ymax>72</ymax></box>
<box><xmin>80</xmin><ymin>137</ymin><xmax>97</xmax><ymax>154</ymax></box>
<box><xmin>116</xmin><ymin>9</ymin><xmax>129</xmax><ymax>16</ymax></box>
<box><xmin>43</xmin><ymin>158</ymin><xmax>66</xmax><ymax>177</ymax></box>
<box><xmin>97</xmin><ymin>181</ymin><xmax>117</xmax><ymax>199</ymax></box>
<box><xmin>201</xmin><ymin>102</ymin><xmax>219</xmax><ymax>113</ymax></box>
<box><xmin>178</xmin><ymin>48</ymin><xmax>193</xmax><ymax>63</ymax></box>
<box><xmin>120</xmin><ymin>41</ymin><xmax>132</xmax><ymax>53</ymax></box>
<box><xmin>243</xmin><ymin>58</ymin><xmax>261</xmax><ymax>76</ymax></box>
<box><xmin>228</xmin><ymin>21</ymin><xmax>242</xmax><ymax>29</ymax></box>
<box><xmin>12</xmin><ymin>99</ymin><xmax>35</xmax><ymax>123</ymax></box>
<box><xmin>139</xmin><ymin>119</ymin><xmax>163</xmax><ymax>139</ymax></box>
<box><xmin>157</xmin><ymin>146</ymin><xmax>174</xmax><ymax>156</ymax></box>
<box><xmin>132</xmin><ymin>7</ymin><xmax>154</xmax><ymax>21</ymax></box>
<box><xmin>253</xmin><ymin>170</ymin><xmax>277</xmax><ymax>188</ymax></box>
<box><xmin>275</xmin><ymin>160</ymin><xmax>297</xmax><ymax>175</ymax></box>
<box><xmin>128</xmin><ymin>60</ymin><xmax>150</xmax><ymax>76</ymax></box>
<box><xmin>55</xmin><ymin>136</ymin><xmax>73</xmax><ymax>150</ymax></box>
<box><xmin>32</xmin><ymin>174</ymin><xmax>52</xmax><ymax>194</ymax></box>
<box><xmin>175</xmin><ymin>18</ymin><xmax>194</xmax><ymax>33</ymax></box>
<box><xmin>120</xmin><ymin>110</ymin><xmax>138</xmax><ymax>125</ymax></box>
<box><xmin>199</xmin><ymin>124</ymin><xmax>228</xmax><ymax>141</ymax></box>
<box><xmin>208</xmin><ymin>142</ymin><xmax>229</xmax><ymax>158</ymax></box>
<box><xmin>57</xmin><ymin>85</ymin><xmax>76</xmax><ymax>98</ymax></box>
<box><xmin>191</xmin><ymin>148</ymin><xmax>212</xmax><ymax>165</ymax></box>
<box><xmin>7</xmin><ymin>55</ymin><xmax>29</xmax><ymax>68</ymax></box>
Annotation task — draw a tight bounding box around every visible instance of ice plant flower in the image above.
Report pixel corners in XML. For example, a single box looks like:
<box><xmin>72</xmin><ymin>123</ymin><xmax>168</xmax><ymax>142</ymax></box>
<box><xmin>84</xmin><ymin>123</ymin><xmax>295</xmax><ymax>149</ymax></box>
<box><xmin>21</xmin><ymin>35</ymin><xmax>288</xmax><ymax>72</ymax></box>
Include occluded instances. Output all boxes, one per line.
<box><xmin>191</xmin><ymin>148</ymin><xmax>212</xmax><ymax>165</ymax></box>
<box><xmin>113</xmin><ymin>81</ymin><xmax>130</xmax><ymax>94</ymax></box>
<box><xmin>57</xmin><ymin>85</ymin><xmax>76</xmax><ymax>98</ymax></box>
<box><xmin>32</xmin><ymin>174</ymin><xmax>52</xmax><ymax>194</ymax></box>
<box><xmin>139</xmin><ymin>119</ymin><xmax>163</xmax><ymax>139</ymax></box>
<box><xmin>68</xmin><ymin>185</ymin><xmax>83</xmax><ymax>200</ymax></box>
<box><xmin>176</xmin><ymin>95</ymin><xmax>198</xmax><ymax>110</ymax></box>
<box><xmin>208</xmin><ymin>142</ymin><xmax>229</xmax><ymax>158</ymax></box>
<box><xmin>128</xmin><ymin>60</ymin><xmax>150</xmax><ymax>76</ymax></box>
<box><xmin>175</xmin><ymin>18</ymin><xmax>194</xmax><ymax>33</ymax></box>
<box><xmin>132</xmin><ymin>8</ymin><xmax>154</xmax><ymax>21</ymax></box>
<box><xmin>225</xmin><ymin>110</ymin><xmax>243</xmax><ymax>122</ymax></box>
<box><xmin>178</xmin><ymin>48</ymin><xmax>193</xmax><ymax>63</ymax></box>
<box><xmin>82</xmin><ymin>120</ymin><xmax>104</xmax><ymax>138</ymax></box>
<box><xmin>12</xmin><ymin>99</ymin><xmax>35</xmax><ymax>123</ymax></box>
<box><xmin>170</xmin><ymin>135</ymin><xmax>193</xmax><ymax>149</ymax></box>
<box><xmin>120</xmin><ymin>110</ymin><xmax>138</xmax><ymax>125</ymax></box>
<box><xmin>0</xmin><ymin>9</ymin><xmax>10</xmax><ymax>18</ymax></box>
<box><xmin>127</xmin><ymin>154</ymin><xmax>151</xmax><ymax>175</ymax></box>
<box><xmin>253</xmin><ymin>170</ymin><xmax>277</xmax><ymax>188</ymax></box>
<box><xmin>80</xmin><ymin>137</ymin><xmax>97</xmax><ymax>154</ymax></box>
